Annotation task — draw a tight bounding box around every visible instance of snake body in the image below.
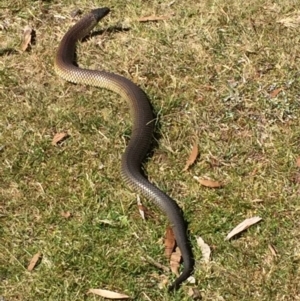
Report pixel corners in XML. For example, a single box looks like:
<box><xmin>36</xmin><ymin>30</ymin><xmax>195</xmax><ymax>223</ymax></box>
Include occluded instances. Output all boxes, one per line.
<box><xmin>54</xmin><ymin>7</ymin><xmax>193</xmax><ymax>290</ymax></box>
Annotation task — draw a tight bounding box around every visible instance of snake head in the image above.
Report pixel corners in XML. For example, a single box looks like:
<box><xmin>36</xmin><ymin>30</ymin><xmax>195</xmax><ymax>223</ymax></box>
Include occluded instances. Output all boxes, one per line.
<box><xmin>90</xmin><ymin>7</ymin><xmax>110</xmax><ymax>22</ymax></box>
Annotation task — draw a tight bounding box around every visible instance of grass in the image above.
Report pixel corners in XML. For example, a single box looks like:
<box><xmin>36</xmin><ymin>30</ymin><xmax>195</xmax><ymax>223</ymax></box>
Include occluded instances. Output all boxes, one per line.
<box><xmin>1</xmin><ymin>0</ymin><xmax>300</xmax><ymax>300</ymax></box>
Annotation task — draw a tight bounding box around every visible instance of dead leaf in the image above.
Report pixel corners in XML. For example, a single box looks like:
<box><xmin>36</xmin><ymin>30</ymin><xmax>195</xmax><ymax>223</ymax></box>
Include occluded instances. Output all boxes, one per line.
<box><xmin>21</xmin><ymin>25</ymin><xmax>32</xmax><ymax>51</ymax></box>
<box><xmin>188</xmin><ymin>287</ymin><xmax>202</xmax><ymax>300</ymax></box>
<box><xmin>165</xmin><ymin>226</ymin><xmax>176</xmax><ymax>258</ymax></box>
<box><xmin>263</xmin><ymin>3</ymin><xmax>281</xmax><ymax>13</ymax></box>
<box><xmin>99</xmin><ymin>219</ymin><xmax>115</xmax><ymax>225</ymax></box>
<box><xmin>141</xmin><ymin>292</ymin><xmax>152</xmax><ymax>301</ymax></box>
<box><xmin>251</xmin><ymin>198</ymin><xmax>264</xmax><ymax>203</ymax></box>
<box><xmin>52</xmin><ymin>132</ymin><xmax>69</xmax><ymax>145</ymax></box>
<box><xmin>194</xmin><ymin>176</ymin><xmax>223</xmax><ymax>188</ymax></box>
<box><xmin>183</xmin><ymin>143</ymin><xmax>198</xmax><ymax>171</ymax></box>
<box><xmin>291</xmin><ymin>172</ymin><xmax>300</xmax><ymax>184</ymax></box>
<box><xmin>202</xmin><ymin>84</ymin><xmax>217</xmax><ymax>91</ymax></box>
<box><xmin>137</xmin><ymin>196</ymin><xmax>146</xmax><ymax>220</ymax></box>
<box><xmin>268</xmin><ymin>244</ymin><xmax>277</xmax><ymax>257</ymax></box>
<box><xmin>138</xmin><ymin>15</ymin><xmax>170</xmax><ymax>22</ymax></box>
<box><xmin>61</xmin><ymin>211</ymin><xmax>71</xmax><ymax>218</ymax></box>
<box><xmin>225</xmin><ymin>216</ymin><xmax>262</xmax><ymax>240</ymax></box>
<box><xmin>170</xmin><ymin>247</ymin><xmax>181</xmax><ymax>276</ymax></box>
<box><xmin>196</xmin><ymin>236</ymin><xmax>211</xmax><ymax>263</ymax></box>
<box><xmin>136</xmin><ymin>196</ymin><xmax>153</xmax><ymax>220</ymax></box>
<box><xmin>27</xmin><ymin>252</ymin><xmax>42</xmax><ymax>271</ymax></box>
<box><xmin>158</xmin><ymin>274</ymin><xmax>169</xmax><ymax>289</ymax></box>
<box><xmin>277</xmin><ymin>13</ymin><xmax>300</xmax><ymax>28</ymax></box>
<box><xmin>269</xmin><ymin>87</ymin><xmax>282</xmax><ymax>98</ymax></box>
<box><xmin>88</xmin><ymin>289</ymin><xmax>130</xmax><ymax>299</ymax></box>
<box><xmin>296</xmin><ymin>157</ymin><xmax>300</xmax><ymax>167</ymax></box>
<box><xmin>187</xmin><ymin>276</ymin><xmax>196</xmax><ymax>284</ymax></box>
<box><xmin>137</xmin><ymin>204</ymin><xmax>146</xmax><ymax>219</ymax></box>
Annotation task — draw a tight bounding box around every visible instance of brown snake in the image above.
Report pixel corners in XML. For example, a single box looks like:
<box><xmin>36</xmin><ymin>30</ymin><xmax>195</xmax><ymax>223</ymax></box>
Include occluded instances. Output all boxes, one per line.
<box><xmin>54</xmin><ymin>7</ymin><xmax>194</xmax><ymax>291</ymax></box>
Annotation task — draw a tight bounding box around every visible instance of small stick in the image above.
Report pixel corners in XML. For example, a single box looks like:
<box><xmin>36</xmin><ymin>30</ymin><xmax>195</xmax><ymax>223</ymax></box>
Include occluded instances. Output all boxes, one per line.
<box><xmin>141</xmin><ymin>255</ymin><xmax>170</xmax><ymax>272</ymax></box>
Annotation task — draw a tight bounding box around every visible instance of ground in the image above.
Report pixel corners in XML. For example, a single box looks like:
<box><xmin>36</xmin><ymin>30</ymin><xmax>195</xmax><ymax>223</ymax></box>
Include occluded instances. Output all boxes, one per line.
<box><xmin>0</xmin><ymin>0</ymin><xmax>300</xmax><ymax>300</ymax></box>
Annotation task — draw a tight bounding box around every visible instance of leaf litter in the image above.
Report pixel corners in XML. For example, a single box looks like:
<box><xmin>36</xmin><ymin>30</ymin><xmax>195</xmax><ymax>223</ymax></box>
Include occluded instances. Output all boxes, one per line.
<box><xmin>183</xmin><ymin>142</ymin><xmax>199</xmax><ymax>171</ymax></box>
<box><xmin>188</xmin><ymin>287</ymin><xmax>202</xmax><ymax>300</ymax></box>
<box><xmin>164</xmin><ymin>226</ymin><xmax>176</xmax><ymax>258</ymax></box>
<box><xmin>21</xmin><ymin>25</ymin><xmax>32</xmax><ymax>51</ymax></box>
<box><xmin>269</xmin><ymin>87</ymin><xmax>283</xmax><ymax>98</ymax></box>
<box><xmin>277</xmin><ymin>11</ymin><xmax>300</xmax><ymax>28</ymax></box>
<box><xmin>137</xmin><ymin>195</ymin><xmax>148</xmax><ymax>220</ymax></box>
<box><xmin>51</xmin><ymin>132</ymin><xmax>69</xmax><ymax>145</ymax></box>
<box><xmin>296</xmin><ymin>157</ymin><xmax>300</xmax><ymax>167</ymax></box>
<box><xmin>225</xmin><ymin>216</ymin><xmax>262</xmax><ymax>240</ymax></box>
<box><xmin>27</xmin><ymin>252</ymin><xmax>42</xmax><ymax>271</ymax></box>
<box><xmin>196</xmin><ymin>236</ymin><xmax>211</xmax><ymax>263</ymax></box>
<box><xmin>194</xmin><ymin>176</ymin><xmax>223</xmax><ymax>188</ymax></box>
<box><xmin>60</xmin><ymin>211</ymin><xmax>71</xmax><ymax>218</ymax></box>
<box><xmin>88</xmin><ymin>289</ymin><xmax>130</xmax><ymax>299</ymax></box>
<box><xmin>170</xmin><ymin>247</ymin><xmax>181</xmax><ymax>276</ymax></box>
<box><xmin>268</xmin><ymin>244</ymin><xmax>278</xmax><ymax>257</ymax></box>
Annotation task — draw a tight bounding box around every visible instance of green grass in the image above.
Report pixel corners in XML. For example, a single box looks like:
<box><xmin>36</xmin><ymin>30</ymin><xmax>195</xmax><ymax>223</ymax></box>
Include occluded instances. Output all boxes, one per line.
<box><xmin>1</xmin><ymin>0</ymin><xmax>300</xmax><ymax>300</ymax></box>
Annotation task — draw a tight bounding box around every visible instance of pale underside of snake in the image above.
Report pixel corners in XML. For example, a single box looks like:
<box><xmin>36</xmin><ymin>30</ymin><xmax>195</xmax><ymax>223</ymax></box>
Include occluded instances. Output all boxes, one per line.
<box><xmin>54</xmin><ymin>7</ymin><xmax>194</xmax><ymax>291</ymax></box>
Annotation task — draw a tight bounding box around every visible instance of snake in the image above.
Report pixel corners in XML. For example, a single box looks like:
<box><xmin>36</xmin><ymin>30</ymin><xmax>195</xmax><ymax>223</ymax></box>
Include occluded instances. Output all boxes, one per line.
<box><xmin>54</xmin><ymin>7</ymin><xmax>194</xmax><ymax>291</ymax></box>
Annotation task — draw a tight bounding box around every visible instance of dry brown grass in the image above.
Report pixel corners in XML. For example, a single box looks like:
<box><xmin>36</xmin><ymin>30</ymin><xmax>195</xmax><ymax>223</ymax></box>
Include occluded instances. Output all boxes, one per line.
<box><xmin>1</xmin><ymin>0</ymin><xmax>300</xmax><ymax>300</ymax></box>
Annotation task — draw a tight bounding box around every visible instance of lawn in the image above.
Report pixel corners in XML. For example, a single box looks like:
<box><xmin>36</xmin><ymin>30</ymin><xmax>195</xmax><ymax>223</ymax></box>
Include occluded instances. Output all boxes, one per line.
<box><xmin>0</xmin><ymin>0</ymin><xmax>300</xmax><ymax>300</ymax></box>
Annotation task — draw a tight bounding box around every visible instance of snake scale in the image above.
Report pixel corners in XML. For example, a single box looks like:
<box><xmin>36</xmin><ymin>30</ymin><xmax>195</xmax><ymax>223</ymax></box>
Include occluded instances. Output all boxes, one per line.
<box><xmin>54</xmin><ymin>7</ymin><xmax>194</xmax><ymax>291</ymax></box>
